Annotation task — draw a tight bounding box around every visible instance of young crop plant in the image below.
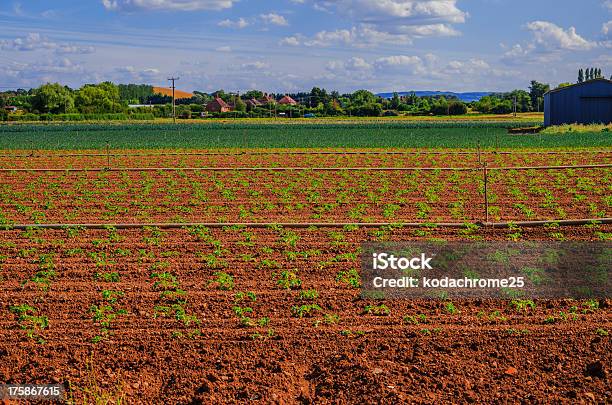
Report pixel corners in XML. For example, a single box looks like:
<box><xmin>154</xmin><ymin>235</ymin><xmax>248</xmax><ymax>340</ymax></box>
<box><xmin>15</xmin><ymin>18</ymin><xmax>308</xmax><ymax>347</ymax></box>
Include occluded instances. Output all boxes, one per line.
<box><xmin>151</xmin><ymin>271</ymin><xmax>200</xmax><ymax>331</ymax></box>
<box><xmin>274</xmin><ymin>270</ymin><xmax>302</xmax><ymax>290</ymax></box>
<box><xmin>90</xmin><ymin>290</ymin><xmax>128</xmax><ymax>343</ymax></box>
<box><xmin>23</xmin><ymin>253</ymin><xmax>57</xmax><ymax>291</ymax></box>
<box><xmin>9</xmin><ymin>304</ymin><xmax>48</xmax><ymax>343</ymax></box>
<box><xmin>336</xmin><ymin>268</ymin><xmax>361</xmax><ymax>289</ymax></box>
<box><xmin>363</xmin><ymin>304</ymin><xmax>390</xmax><ymax>316</ymax></box>
<box><xmin>314</xmin><ymin>313</ymin><xmax>340</xmax><ymax>327</ymax></box>
<box><xmin>209</xmin><ymin>272</ymin><xmax>235</xmax><ymax>291</ymax></box>
<box><xmin>444</xmin><ymin>301</ymin><xmax>459</xmax><ymax>315</ymax></box>
<box><xmin>233</xmin><ymin>305</ymin><xmax>255</xmax><ymax>327</ymax></box>
<box><xmin>299</xmin><ymin>289</ymin><xmax>319</xmax><ymax>300</ymax></box>
<box><xmin>291</xmin><ymin>304</ymin><xmax>322</xmax><ymax>318</ymax></box>
<box><xmin>510</xmin><ymin>299</ymin><xmax>536</xmax><ymax>313</ymax></box>
<box><xmin>403</xmin><ymin>314</ymin><xmax>427</xmax><ymax>325</ymax></box>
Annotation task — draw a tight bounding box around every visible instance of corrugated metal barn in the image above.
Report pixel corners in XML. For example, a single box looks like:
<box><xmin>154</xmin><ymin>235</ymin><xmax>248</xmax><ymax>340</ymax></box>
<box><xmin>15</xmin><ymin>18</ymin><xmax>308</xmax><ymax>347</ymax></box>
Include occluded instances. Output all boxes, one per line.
<box><xmin>544</xmin><ymin>78</ymin><xmax>612</xmax><ymax>126</ymax></box>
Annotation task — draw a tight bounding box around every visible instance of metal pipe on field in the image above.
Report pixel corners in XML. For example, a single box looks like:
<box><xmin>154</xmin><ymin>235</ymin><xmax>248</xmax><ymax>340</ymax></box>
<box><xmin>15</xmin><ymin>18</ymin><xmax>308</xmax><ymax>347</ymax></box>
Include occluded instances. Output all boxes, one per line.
<box><xmin>2</xmin><ymin>218</ymin><xmax>611</xmax><ymax>230</ymax></box>
<box><xmin>1</xmin><ymin>150</ymin><xmax>611</xmax><ymax>158</ymax></box>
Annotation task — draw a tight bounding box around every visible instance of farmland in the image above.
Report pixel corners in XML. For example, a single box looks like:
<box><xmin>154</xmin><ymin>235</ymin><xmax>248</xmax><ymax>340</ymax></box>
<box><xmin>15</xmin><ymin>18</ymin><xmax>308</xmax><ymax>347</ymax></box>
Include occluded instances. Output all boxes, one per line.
<box><xmin>0</xmin><ymin>122</ymin><xmax>610</xmax><ymax>403</ymax></box>
<box><xmin>1</xmin><ymin>121</ymin><xmax>611</xmax><ymax>149</ymax></box>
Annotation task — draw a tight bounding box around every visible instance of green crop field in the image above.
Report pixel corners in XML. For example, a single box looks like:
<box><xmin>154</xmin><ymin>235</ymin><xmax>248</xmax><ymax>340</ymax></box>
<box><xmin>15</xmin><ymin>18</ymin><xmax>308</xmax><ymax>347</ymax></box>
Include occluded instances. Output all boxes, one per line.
<box><xmin>0</xmin><ymin>121</ymin><xmax>610</xmax><ymax>150</ymax></box>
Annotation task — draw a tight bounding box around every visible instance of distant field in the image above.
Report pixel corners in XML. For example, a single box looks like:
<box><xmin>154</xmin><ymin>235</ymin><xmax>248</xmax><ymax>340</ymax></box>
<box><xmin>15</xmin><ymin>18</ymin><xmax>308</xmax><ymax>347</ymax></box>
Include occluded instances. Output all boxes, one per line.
<box><xmin>1</xmin><ymin>121</ymin><xmax>610</xmax><ymax>150</ymax></box>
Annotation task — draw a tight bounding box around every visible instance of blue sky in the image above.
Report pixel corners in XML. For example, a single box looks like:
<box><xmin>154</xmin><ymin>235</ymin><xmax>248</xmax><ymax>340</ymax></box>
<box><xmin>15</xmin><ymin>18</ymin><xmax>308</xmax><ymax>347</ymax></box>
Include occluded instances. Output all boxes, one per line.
<box><xmin>0</xmin><ymin>0</ymin><xmax>611</xmax><ymax>93</ymax></box>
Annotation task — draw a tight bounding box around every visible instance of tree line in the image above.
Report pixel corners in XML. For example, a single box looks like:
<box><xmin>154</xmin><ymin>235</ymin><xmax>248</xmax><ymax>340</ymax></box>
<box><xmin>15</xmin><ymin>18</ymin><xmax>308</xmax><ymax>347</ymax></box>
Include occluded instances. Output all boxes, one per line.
<box><xmin>0</xmin><ymin>78</ymin><xmax>576</xmax><ymax>121</ymax></box>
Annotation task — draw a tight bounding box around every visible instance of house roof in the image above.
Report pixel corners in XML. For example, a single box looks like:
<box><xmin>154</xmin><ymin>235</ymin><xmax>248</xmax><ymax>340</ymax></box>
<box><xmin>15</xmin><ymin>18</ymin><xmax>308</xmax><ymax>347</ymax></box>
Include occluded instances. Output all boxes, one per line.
<box><xmin>258</xmin><ymin>95</ymin><xmax>276</xmax><ymax>103</ymax></box>
<box><xmin>278</xmin><ymin>95</ymin><xmax>297</xmax><ymax>104</ymax></box>
<box><xmin>210</xmin><ymin>97</ymin><xmax>230</xmax><ymax>108</ymax></box>
<box><xmin>545</xmin><ymin>78</ymin><xmax>612</xmax><ymax>95</ymax></box>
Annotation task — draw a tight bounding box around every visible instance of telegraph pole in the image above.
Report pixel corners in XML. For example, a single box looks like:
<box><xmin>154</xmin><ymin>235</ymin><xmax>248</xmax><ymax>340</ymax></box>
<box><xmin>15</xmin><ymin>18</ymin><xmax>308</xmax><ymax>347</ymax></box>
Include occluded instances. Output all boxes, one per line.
<box><xmin>168</xmin><ymin>76</ymin><xmax>180</xmax><ymax>123</ymax></box>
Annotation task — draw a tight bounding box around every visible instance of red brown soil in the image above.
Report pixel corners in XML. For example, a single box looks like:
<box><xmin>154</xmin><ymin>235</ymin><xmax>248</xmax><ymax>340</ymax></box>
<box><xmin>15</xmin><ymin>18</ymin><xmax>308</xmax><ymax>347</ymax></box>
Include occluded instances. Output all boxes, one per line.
<box><xmin>0</xmin><ymin>149</ymin><xmax>610</xmax><ymax>169</ymax></box>
<box><xmin>0</xmin><ymin>166</ymin><xmax>609</xmax><ymax>224</ymax></box>
<box><xmin>0</xmin><ymin>225</ymin><xmax>610</xmax><ymax>403</ymax></box>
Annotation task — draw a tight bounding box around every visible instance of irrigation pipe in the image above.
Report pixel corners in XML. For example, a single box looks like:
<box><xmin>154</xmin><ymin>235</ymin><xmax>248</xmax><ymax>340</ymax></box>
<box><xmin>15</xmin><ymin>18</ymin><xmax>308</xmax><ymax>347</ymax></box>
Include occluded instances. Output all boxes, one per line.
<box><xmin>3</xmin><ymin>218</ymin><xmax>611</xmax><ymax>231</ymax></box>
<box><xmin>0</xmin><ymin>164</ymin><xmax>610</xmax><ymax>173</ymax></box>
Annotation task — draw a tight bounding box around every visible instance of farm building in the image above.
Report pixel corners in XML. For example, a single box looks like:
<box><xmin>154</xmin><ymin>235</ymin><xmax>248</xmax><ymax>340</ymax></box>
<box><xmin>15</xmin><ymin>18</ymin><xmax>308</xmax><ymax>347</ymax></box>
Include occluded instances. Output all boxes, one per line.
<box><xmin>206</xmin><ymin>97</ymin><xmax>232</xmax><ymax>113</ymax></box>
<box><xmin>278</xmin><ymin>95</ymin><xmax>298</xmax><ymax>105</ymax></box>
<box><xmin>3</xmin><ymin>106</ymin><xmax>18</xmax><ymax>112</ymax></box>
<box><xmin>544</xmin><ymin>78</ymin><xmax>612</xmax><ymax>126</ymax></box>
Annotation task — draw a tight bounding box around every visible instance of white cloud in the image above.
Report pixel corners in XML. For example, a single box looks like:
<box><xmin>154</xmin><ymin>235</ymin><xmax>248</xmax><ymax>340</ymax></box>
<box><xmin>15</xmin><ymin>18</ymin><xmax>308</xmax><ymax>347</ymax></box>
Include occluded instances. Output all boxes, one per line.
<box><xmin>101</xmin><ymin>0</ymin><xmax>236</xmax><ymax>12</ymax></box>
<box><xmin>114</xmin><ymin>66</ymin><xmax>161</xmax><ymax>81</ymax></box>
<box><xmin>604</xmin><ymin>21</ymin><xmax>612</xmax><ymax>37</ymax></box>
<box><xmin>215</xmin><ymin>45</ymin><xmax>232</xmax><ymax>52</ymax></box>
<box><xmin>525</xmin><ymin>21</ymin><xmax>595</xmax><ymax>51</ymax></box>
<box><xmin>279</xmin><ymin>36</ymin><xmax>301</xmax><ymax>46</ymax></box>
<box><xmin>283</xmin><ymin>26</ymin><xmax>419</xmax><ymax>47</ymax></box>
<box><xmin>240</xmin><ymin>61</ymin><xmax>270</xmax><ymax>69</ymax></box>
<box><xmin>218</xmin><ymin>17</ymin><xmax>249</xmax><ymax>28</ymax></box>
<box><xmin>260</xmin><ymin>13</ymin><xmax>289</xmax><ymax>26</ymax></box>
<box><xmin>282</xmin><ymin>1</ymin><xmax>465</xmax><ymax>47</ymax></box>
<box><xmin>502</xmin><ymin>21</ymin><xmax>596</xmax><ymax>64</ymax></box>
<box><xmin>295</xmin><ymin>0</ymin><xmax>466</xmax><ymax>44</ymax></box>
<box><xmin>0</xmin><ymin>33</ymin><xmax>95</xmax><ymax>54</ymax></box>
<box><xmin>604</xmin><ymin>0</ymin><xmax>612</xmax><ymax>10</ymax></box>
<box><xmin>602</xmin><ymin>20</ymin><xmax>612</xmax><ymax>48</ymax></box>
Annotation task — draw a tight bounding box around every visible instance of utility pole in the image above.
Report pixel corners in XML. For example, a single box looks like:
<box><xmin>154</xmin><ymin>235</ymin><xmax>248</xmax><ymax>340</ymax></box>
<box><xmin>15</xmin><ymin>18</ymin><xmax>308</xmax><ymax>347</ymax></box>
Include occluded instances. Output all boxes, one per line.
<box><xmin>513</xmin><ymin>95</ymin><xmax>517</xmax><ymax>117</ymax></box>
<box><xmin>168</xmin><ymin>76</ymin><xmax>180</xmax><ymax>123</ymax></box>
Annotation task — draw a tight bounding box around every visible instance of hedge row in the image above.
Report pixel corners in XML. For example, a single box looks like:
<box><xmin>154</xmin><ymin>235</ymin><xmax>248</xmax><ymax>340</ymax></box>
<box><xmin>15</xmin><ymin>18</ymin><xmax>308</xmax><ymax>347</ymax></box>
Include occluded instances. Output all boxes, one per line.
<box><xmin>5</xmin><ymin>113</ymin><xmax>155</xmax><ymax>122</ymax></box>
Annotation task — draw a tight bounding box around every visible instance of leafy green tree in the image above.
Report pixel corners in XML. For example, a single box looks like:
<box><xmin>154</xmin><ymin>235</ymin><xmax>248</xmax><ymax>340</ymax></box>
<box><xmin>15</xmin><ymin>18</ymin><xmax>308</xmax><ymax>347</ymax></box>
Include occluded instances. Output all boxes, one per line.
<box><xmin>31</xmin><ymin>83</ymin><xmax>75</xmax><ymax>114</ymax></box>
<box><xmin>529</xmin><ymin>80</ymin><xmax>549</xmax><ymax>112</ymax></box>
<box><xmin>234</xmin><ymin>97</ymin><xmax>246</xmax><ymax>112</ymax></box>
<box><xmin>243</xmin><ymin>90</ymin><xmax>263</xmax><ymax>100</ymax></box>
<box><xmin>75</xmin><ymin>82</ymin><xmax>123</xmax><ymax>114</ymax></box>
<box><xmin>118</xmin><ymin>84</ymin><xmax>153</xmax><ymax>103</ymax></box>
<box><xmin>390</xmin><ymin>92</ymin><xmax>401</xmax><ymax>109</ymax></box>
<box><xmin>350</xmin><ymin>90</ymin><xmax>377</xmax><ymax>106</ymax></box>
<box><xmin>309</xmin><ymin>87</ymin><xmax>329</xmax><ymax>106</ymax></box>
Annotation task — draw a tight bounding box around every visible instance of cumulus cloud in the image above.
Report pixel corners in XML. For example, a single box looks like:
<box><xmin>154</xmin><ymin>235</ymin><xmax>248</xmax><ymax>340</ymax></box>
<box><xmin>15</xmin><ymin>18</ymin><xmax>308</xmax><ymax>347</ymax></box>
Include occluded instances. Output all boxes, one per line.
<box><xmin>114</xmin><ymin>66</ymin><xmax>161</xmax><ymax>81</ymax></box>
<box><xmin>0</xmin><ymin>33</ymin><xmax>95</xmax><ymax>54</ymax></box>
<box><xmin>279</xmin><ymin>36</ymin><xmax>301</xmax><ymax>46</ymax></box>
<box><xmin>601</xmin><ymin>20</ymin><xmax>612</xmax><ymax>48</ymax></box>
<box><xmin>101</xmin><ymin>0</ymin><xmax>236</xmax><ymax>12</ymax></box>
<box><xmin>260</xmin><ymin>13</ymin><xmax>289</xmax><ymax>26</ymax></box>
<box><xmin>281</xmin><ymin>25</ymin><xmax>420</xmax><ymax>47</ymax></box>
<box><xmin>525</xmin><ymin>21</ymin><xmax>595</xmax><ymax>51</ymax></box>
<box><xmin>284</xmin><ymin>0</ymin><xmax>466</xmax><ymax>46</ymax></box>
<box><xmin>218</xmin><ymin>18</ymin><xmax>249</xmax><ymax>28</ymax></box>
<box><xmin>502</xmin><ymin>21</ymin><xmax>596</xmax><ymax>63</ymax></box>
<box><xmin>1</xmin><ymin>57</ymin><xmax>90</xmax><ymax>88</ymax></box>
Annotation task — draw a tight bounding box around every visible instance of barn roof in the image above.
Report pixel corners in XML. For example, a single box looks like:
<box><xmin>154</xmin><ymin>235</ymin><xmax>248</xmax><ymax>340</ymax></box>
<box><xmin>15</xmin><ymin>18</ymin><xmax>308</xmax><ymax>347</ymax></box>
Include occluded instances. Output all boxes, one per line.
<box><xmin>545</xmin><ymin>78</ymin><xmax>612</xmax><ymax>95</ymax></box>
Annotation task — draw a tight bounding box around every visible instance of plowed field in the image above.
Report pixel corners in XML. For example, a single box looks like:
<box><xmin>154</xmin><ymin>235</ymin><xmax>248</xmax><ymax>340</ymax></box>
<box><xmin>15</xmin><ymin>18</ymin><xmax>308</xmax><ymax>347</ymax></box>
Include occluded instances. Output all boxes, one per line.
<box><xmin>0</xmin><ymin>150</ymin><xmax>610</xmax><ymax>403</ymax></box>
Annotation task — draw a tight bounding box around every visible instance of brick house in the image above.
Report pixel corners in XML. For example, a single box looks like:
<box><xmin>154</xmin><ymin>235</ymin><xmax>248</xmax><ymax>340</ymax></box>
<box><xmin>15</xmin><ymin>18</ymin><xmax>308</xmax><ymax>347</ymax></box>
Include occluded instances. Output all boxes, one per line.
<box><xmin>205</xmin><ymin>97</ymin><xmax>232</xmax><ymax>113</ymax></box>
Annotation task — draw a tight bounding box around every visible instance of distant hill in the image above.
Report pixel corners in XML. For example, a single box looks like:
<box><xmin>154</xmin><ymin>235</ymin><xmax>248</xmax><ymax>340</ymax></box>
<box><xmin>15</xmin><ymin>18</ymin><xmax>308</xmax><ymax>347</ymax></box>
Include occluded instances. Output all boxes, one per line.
<box><xmin>153</xmin><ymin>87</ymin><xmax>194</xmax><ymax>99</ymax></box>
<box><xmin>377</xmin><ymin>91</ymin><xmax>492</xmax><ymax>103</ymax></box>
